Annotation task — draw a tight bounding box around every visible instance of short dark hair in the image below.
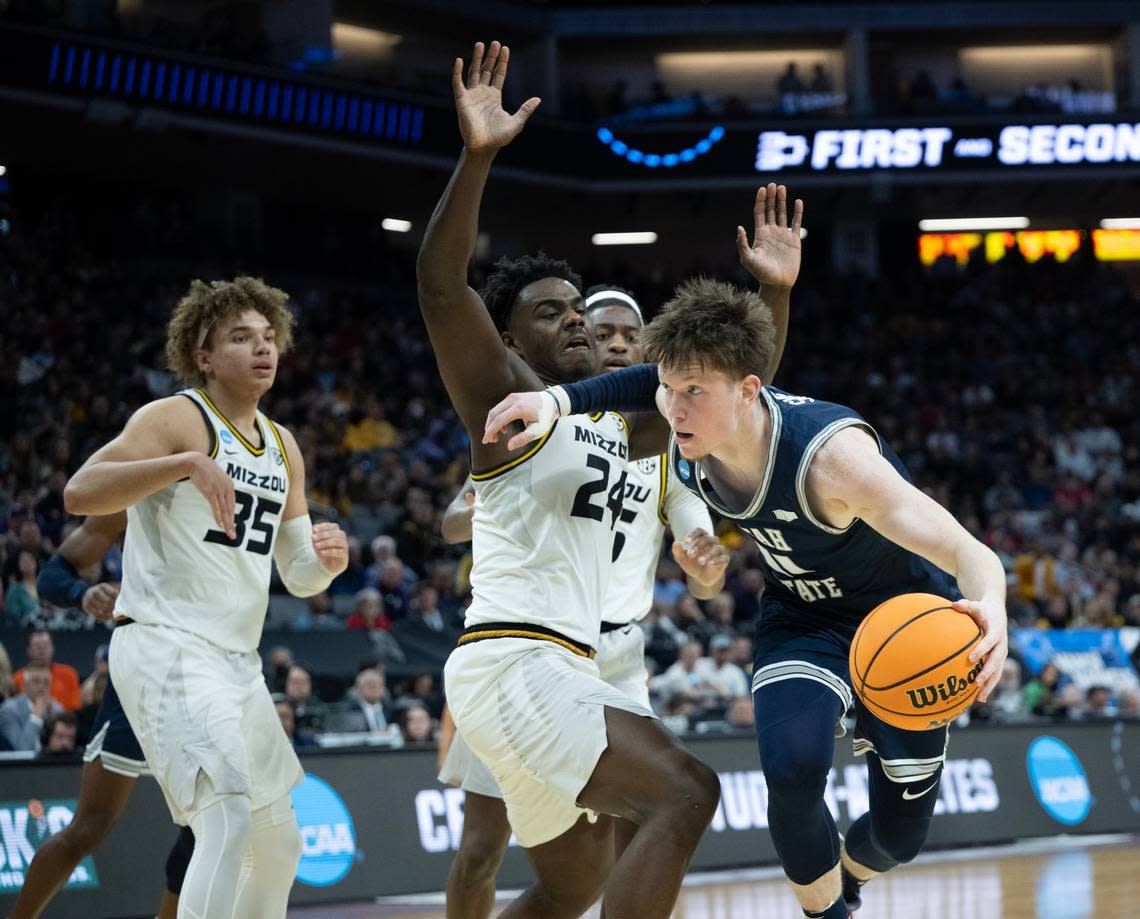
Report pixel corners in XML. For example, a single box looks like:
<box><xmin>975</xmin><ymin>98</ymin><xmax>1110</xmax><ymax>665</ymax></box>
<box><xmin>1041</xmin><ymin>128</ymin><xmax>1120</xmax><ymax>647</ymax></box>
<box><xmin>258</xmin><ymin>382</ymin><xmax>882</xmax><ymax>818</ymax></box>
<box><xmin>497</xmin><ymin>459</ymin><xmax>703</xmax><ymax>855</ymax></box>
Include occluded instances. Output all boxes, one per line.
<box><xmin>480</xmin><ymin>252</ymin><xmax>581</xmax><ymax>331</ymax></box>
<box><xmin>639</xmin><ymin>276</ymin><xmax>776</xmax><ymax>381</ymax></box>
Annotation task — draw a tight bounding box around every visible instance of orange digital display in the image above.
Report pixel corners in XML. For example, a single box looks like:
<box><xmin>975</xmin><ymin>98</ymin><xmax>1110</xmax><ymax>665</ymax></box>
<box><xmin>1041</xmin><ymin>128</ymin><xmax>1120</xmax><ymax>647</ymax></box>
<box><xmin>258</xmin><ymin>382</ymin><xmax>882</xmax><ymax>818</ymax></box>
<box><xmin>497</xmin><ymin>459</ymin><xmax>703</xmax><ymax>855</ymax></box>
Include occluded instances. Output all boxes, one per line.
<box><xmin>920</xmin><ymin>230</ymin><xmax>1088</xmax><ymax>266</ymax></box>
<box><xmin>1091</xmin><ymin>229</ymin><xmax>1140</xmax><ymax>261</ymax></box>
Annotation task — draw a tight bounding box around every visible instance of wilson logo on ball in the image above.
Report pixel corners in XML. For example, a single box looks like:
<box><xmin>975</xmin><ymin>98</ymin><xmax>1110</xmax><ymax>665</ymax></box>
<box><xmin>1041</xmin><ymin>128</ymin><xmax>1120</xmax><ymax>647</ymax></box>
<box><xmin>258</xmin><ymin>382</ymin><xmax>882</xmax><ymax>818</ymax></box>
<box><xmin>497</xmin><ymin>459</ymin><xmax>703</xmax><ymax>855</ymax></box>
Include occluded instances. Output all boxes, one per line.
<box><xmin>905</xmin><ymin>661</ymin><xmax>984</xmax><ymax>710</ymax></box>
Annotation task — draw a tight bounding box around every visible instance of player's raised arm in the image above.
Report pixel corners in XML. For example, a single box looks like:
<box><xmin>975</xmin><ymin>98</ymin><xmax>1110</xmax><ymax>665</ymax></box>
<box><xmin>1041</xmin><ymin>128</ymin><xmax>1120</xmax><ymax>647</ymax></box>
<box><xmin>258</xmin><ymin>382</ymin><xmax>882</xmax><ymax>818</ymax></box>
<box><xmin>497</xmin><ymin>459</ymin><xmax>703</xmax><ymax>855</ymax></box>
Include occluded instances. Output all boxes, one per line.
<box><xmin>416</xmin><ymin>41</ymin><xmax>543</xmax><ymax>433</ymax></box>
<box><xmin>805</xmin><ymin>426</ymin><xmax>1009</xmax><ymax>702</ymax></box>
<box><xmin>273</xmin><ymin>425</ymin><xmax>348</xmax><ymax>598</ymax></box>
<box><xmin>737</xmin><ymin>183</ymin><xmax>803</xmax><ymax>386</ymax></box>
<box><xmin>37</xmin><ymin>511</ymin><xmax>127</xmax><ymax>620</ymax></box>
<box><xmin>64</xmin><ymin>397</ymin><xmax>237</xmax><ymax>538</ymax></box>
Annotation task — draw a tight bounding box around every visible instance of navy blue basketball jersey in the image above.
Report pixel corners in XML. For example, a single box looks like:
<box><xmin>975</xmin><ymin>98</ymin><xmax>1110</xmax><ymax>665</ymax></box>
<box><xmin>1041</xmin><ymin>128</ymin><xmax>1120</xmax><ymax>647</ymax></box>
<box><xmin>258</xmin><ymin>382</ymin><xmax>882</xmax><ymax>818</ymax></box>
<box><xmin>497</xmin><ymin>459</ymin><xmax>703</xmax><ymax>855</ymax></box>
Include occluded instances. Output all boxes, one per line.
<box><xmin>669</xmin><ymin>387</ymin><xmax>958</xmax><ymax>636</ymax></box>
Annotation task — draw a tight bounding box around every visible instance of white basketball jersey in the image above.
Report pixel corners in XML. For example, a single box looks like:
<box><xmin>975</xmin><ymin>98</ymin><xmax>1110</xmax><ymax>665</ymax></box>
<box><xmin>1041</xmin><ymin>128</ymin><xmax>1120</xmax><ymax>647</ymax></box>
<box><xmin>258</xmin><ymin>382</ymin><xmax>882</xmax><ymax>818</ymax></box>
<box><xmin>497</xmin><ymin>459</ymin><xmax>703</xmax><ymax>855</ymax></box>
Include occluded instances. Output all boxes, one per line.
<box><xmin>115</xmin><ymin>388</ymin><xmax>292</xmax><ymax>652</ymax></box>
<box><xmin>466</xmin><ymin>412</ymin><xmax>631</xmax><ymax>648</ymax></box>
<box><xmin>603</xmin><ymin>454</ymin><xmax>715</xmax><ymax>625</ymax></box>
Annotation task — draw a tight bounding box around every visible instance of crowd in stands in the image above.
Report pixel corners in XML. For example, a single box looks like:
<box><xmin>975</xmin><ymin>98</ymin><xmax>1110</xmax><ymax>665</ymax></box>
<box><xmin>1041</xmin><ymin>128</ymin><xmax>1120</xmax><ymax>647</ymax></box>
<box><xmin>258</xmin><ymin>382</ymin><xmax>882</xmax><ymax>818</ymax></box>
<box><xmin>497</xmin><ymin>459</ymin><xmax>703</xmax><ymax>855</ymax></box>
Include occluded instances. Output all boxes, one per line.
<box><xmin>881</xmin><ymin>70</ymin><xmax>1116</xmax><ymax>117</ymax></box>
<box><xmin>1</xmin><ymin>191</ymin><xmax>1139</xmax><ymax>756</ymax></box>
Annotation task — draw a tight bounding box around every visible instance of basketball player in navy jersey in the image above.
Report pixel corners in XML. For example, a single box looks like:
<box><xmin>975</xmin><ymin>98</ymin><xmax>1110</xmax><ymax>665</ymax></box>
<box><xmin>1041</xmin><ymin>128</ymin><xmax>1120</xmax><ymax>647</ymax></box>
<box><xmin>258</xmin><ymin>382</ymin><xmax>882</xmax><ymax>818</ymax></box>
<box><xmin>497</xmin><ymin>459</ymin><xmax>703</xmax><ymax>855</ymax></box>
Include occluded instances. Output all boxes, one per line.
<box><xmin>419</xmin><ymin>40</ymin><xmax>723</xmax><ymax>918</ymax></box>
<box><xmin>10</xmin><ymin>511</ymin><xmax>193</xmax><ymax>919</ymax></box>
<box><xmin>64</xmin><ymin>276</ymin><xmax>348</xmax><ymax>919</ymax></box>
<box><xmin>484</xmin><ymin>237</ymin><xmax>1008</xmax><ymax>917</ymax></box>
<box><xmin>436</xmin><ymin>280</ymin><xmax>756</xmax><ymax>919</ymax></box>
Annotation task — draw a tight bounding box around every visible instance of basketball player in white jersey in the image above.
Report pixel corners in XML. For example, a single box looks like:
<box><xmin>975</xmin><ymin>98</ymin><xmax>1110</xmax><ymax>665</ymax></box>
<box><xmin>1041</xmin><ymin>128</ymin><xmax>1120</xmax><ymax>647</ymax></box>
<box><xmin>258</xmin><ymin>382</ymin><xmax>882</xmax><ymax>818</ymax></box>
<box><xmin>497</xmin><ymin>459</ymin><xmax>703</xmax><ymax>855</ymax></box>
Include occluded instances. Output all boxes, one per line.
<box><xmin>419</xmin><ymin>41</ymin><xmax>721</xmax><ymax>917</ymax></box>
<box><xmin>437</xmin><ymin>283</ymin><xmax>737</xmax><ymax>919</ymax></box>
<box><xmin>64</xmin><ymin>276</ymin><xmax>348</xmax><ymax>919</ymax></box>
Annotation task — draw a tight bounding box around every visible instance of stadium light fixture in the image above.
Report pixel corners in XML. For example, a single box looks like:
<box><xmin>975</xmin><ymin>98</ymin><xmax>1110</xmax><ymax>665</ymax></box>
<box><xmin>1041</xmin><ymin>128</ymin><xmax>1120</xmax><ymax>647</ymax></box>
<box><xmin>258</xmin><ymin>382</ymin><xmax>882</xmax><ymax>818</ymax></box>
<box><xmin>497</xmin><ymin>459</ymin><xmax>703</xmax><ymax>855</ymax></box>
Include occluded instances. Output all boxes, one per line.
<box><xmin>591</xmin><ymin>232</ymin><xmax>658</xmax><ymax>246</ymax></box>
<box><xmin>381</xmin><ymin>218</ymin><xmax>412</xmax><ymax>233</ymax></box>
<box><xmin>918</xmin><ymin>217</ymin><xmax>1030</xmax><ymax>232</ymax></box>
<box><xmin>0</xmin><ymin>165</ymin><xmax>6</xmax><ymax>176</ymax></box>
<box><xmin>1099</xmin><ymin>218</ymin><xmax>1140</xmax><ymax>230</ymax></box>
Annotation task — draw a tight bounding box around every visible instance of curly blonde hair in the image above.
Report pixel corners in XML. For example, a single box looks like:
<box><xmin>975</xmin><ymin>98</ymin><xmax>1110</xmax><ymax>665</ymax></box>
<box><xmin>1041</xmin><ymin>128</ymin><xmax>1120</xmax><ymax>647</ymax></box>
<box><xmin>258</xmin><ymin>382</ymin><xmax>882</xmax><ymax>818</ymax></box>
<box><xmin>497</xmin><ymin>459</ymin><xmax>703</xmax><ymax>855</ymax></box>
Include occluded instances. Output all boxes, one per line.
<box><xmin>165</xmin><ymin>277</ymin><xmax>295</xmax><ymax>387</ymax></box>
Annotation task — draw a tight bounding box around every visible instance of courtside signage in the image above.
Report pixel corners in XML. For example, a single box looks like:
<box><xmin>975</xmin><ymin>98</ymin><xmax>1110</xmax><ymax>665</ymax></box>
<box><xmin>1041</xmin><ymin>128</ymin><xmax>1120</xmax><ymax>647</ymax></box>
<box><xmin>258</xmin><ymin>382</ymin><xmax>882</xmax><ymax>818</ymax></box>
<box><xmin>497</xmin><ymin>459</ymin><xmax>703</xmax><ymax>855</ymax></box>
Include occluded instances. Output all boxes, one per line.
<box><xmin>1026</xmin><ymin>736</ymin><xmax>1092</xmax><ymax>826</ymax></box>
<box><xmin>291</xmin><ymin>774</ymin><xmax>358</xmax><ymax>886</ymax></box>
<box><xmin>0</xmin><ymin>798</ymin><xmax>98</xmax><ymax>892</ymax></box>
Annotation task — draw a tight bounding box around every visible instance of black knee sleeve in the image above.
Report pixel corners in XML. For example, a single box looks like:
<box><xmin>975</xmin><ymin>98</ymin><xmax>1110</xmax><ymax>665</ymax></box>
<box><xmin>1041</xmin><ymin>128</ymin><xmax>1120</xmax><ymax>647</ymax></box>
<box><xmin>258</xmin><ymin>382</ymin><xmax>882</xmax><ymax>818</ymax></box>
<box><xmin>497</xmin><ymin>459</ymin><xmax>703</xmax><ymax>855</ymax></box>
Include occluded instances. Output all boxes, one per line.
<box><xmin>165</xmin><ymin>825</ymin><xmax>196</xmax><ymax>895</ymax></box>
<box><xmin>755</xmin><ymin>680</ymin><xmax>846</xmax><ymax>885</ymax></box>
<box><xmin>845</xmin><ymin>752</ymin><xmax>942</xmax><ymax>872</ymax></box>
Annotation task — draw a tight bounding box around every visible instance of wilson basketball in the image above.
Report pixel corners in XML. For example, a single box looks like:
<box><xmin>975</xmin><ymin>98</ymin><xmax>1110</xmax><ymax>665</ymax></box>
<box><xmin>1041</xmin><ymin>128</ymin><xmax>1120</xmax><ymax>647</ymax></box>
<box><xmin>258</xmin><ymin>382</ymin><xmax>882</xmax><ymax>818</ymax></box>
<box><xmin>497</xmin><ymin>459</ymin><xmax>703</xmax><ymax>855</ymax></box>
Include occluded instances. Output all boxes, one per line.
<box><xmin>849</xmin><ymin>593</ymin><xmax>984</xmax><ymax>731</ymax></box>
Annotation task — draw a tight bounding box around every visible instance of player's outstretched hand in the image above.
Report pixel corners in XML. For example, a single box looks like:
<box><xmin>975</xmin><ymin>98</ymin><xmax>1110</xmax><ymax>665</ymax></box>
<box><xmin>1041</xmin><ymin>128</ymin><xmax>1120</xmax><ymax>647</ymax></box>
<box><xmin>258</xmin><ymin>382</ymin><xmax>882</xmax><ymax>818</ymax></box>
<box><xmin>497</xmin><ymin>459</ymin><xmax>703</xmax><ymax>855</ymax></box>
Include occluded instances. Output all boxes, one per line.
<box><xmin>953</xmin><ymin>597</ymin><xmax>1008</xmax><ymax>703</ymax></box>
<box><xmin>453</xmin><ymin>40</ymin><xmax>541</xmax><ymax>153</ymax></box>
<box><xmin>82</xmin><ymin>582</ymin><xmax>121</xmax><ymax>621</ymax></box>
<box><xmin>312</xmin><ymin>523</ymin><xmax>349</xmax><ymax>576</ymax></box>
<box><xmin>483</xmin><ymin>391</ymin><xmax>558</xmax><ymax>451</ymax></box>
<box><xmin>737</xmin><ymin>183</ymin><xmax>804</xmax><ymax>289</ymax></box>
<box><xmin>187</xmin><ymin>452</ymin><xmax>237</xmax><ymax>539</ymax></box>
<box><xmin>672</xmin><ymin>529</ymin><xmax>731</xmax><ymax>588</ymax></box>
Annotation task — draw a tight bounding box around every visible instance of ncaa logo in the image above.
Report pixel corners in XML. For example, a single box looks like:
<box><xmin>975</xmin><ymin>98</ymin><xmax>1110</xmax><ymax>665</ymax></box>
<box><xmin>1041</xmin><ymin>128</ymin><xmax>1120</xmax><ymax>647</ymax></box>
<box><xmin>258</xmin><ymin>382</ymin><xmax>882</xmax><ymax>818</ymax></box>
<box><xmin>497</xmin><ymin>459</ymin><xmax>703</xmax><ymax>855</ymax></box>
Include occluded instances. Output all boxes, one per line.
<box><xmin>291</xmin><ymin>774</ymin><xmax>357</xmax><ymax>886</ymax></box>
<box><xmin>219</xmin><ymin>429</ymin><xmax>235</xmax><ymax>445</ymax></box>
<box><xmin>677</xmin><ymin>459</ymin><xmax>692</xmax><ymax>481</ymax></box>
<box><xmin>1026</xmin><ymin>736</ymin><xmax>1092</xmax><ymax>826</ymax></box>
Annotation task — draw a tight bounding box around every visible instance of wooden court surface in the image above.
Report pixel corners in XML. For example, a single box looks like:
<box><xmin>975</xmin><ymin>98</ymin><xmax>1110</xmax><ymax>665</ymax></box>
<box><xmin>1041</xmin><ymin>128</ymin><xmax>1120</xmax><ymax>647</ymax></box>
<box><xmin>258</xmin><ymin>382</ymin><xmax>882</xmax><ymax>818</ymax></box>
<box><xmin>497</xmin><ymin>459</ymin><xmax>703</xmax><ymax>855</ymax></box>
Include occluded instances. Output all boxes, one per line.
<box><xmin>289</xmin><ymin>836</ymin><xmax>1140</xmax><ymax>918</ymax></box>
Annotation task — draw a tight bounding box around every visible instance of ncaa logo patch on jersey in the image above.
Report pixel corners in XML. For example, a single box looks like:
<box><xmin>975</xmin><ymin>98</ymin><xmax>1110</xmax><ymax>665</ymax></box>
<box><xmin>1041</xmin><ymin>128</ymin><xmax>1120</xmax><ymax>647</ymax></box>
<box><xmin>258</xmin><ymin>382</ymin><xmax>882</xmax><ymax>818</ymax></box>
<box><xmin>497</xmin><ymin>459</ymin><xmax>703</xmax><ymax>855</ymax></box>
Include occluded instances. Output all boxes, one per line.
<box><xmin>677</xmin><ymin>458</ymin><xmax>692</xmax><ymax>481</ymax></box>
<box><xmin>270</xmin><ymin>447</ymin><xmax>284</xmax><ymax>466</ymax></box>
<box><xmin>219</xmin><ymin>429</ymin><xmax>235</xmax><ymax>445</ymax></box>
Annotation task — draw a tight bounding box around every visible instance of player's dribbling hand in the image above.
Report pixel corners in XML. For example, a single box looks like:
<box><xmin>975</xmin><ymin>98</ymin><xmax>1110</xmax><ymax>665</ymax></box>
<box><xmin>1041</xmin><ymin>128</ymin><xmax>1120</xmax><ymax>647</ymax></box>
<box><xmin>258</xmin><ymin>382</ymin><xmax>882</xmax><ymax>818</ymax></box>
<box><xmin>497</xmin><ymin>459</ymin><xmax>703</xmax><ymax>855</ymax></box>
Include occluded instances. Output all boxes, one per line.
<box><xmin>312</xmin><ymin>523</ymin><xmax>349</xmax><ymax>576</ymax></box>
<box><xmin>483</xmin><ymin>391</ymin><xmax>558</xmax><ymax>451</ymax></box>
<box><xmin>953</xmin><ymin>597</ymin><xmax>1008</xmax><ymax>703</ymax></box>
<box><xmin>672</xmin><ymin>529</ymin><xmax>731</xmax><ymax>587</ymax></box>
<box><xmin>187</xmin><ymin>452</ymin><xmax>237</xmax><ymax>539</ymax></box>
<box><xmin>737</xmin><ymin>183</ymin><xmax>804</xmax><ymax>289</ymax></box>
<box><xmin>82</xmin><ymin>582</ymin><xmax>121</xmax><ymax>621</ymax></box>
<box><xmin>453</xmin><ymin>41</ymin><xmax>541</xmax><ymax>152</ymax></box>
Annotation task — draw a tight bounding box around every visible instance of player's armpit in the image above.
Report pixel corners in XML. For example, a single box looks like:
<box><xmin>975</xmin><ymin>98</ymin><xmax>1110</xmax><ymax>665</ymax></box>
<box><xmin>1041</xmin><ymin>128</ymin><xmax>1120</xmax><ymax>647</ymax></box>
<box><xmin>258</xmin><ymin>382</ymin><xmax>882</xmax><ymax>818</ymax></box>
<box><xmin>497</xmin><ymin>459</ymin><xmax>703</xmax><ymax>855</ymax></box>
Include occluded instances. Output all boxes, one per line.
<box><xmin>806</xmin><ymin>426</ymin><xmax>962</xmax><ymax>578</ymax></box>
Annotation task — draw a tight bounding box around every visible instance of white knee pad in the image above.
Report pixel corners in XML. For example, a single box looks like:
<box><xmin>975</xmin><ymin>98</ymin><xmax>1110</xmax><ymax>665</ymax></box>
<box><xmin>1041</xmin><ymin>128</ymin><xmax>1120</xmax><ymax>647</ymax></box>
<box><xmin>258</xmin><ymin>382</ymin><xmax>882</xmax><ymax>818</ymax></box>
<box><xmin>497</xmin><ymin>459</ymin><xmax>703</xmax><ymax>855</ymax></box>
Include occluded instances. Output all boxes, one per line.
<box><xmin>250</xmin><ymin>793</ymin><xmax>302</xmax><ymax>873</ymax></box>
<box><xmin>232</xmin><ymin>793</ymin><xmax>302</xmax><ymax>918</ymax></box>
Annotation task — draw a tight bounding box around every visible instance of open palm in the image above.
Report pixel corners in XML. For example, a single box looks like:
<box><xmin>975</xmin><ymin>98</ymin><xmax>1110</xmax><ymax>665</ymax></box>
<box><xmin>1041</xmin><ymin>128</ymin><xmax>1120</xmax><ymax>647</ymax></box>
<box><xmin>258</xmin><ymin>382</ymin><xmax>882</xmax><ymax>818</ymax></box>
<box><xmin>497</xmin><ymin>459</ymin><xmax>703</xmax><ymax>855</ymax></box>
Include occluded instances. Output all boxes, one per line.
<box><xmin>453</xmin><ymin>41</ymin><xmax>540</xmax><ymax>152</ymax></box>
<box><xmin>737</xmin><ymin>183</ymin><xmax>804</xmax><ymax>288</ymax></box>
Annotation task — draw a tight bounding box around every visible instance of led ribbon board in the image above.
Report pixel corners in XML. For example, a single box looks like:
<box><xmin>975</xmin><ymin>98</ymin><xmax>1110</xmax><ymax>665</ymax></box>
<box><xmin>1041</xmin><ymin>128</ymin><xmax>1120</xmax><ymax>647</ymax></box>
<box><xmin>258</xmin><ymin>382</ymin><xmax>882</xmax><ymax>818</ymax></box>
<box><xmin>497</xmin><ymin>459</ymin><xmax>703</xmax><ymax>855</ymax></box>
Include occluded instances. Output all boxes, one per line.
<box><xmin>0</xmin><ymin>28</ymin><xmax>425</xmax><ymax>147</ymax></box>
<box><xmin>597</xmin><ymin>125</ymin><xmax>726</xmax><ymax>168</ymax></box>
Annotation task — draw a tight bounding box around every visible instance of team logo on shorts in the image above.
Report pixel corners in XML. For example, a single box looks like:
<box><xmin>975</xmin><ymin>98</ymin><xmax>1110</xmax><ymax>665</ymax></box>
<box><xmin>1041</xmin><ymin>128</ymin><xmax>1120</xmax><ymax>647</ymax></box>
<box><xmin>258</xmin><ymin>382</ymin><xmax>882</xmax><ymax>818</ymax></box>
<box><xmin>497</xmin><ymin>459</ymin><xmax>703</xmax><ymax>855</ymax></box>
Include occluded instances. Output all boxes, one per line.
<box><xmin>291</xmin><ymin>774</ymin><xmax>358</xmax><ymax>886</ymax></box>
<box><xmin>219</xmin><ymin>429</ymin><xmax>235</xmax><ymax>445</ymax></box>
<box><xmin>1026</xmin><ymin>736</ymin><xmax>1092</xmax><ymax>825</ymax></box>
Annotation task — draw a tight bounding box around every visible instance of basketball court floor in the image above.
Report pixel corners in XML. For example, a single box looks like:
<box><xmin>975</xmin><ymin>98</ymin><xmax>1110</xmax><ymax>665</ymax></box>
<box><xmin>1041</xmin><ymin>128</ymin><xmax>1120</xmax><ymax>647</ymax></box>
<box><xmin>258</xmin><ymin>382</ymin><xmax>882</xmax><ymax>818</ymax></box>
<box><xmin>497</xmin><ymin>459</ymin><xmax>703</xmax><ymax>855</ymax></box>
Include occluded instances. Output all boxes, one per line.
<box><xmin>290</xmin><ymin>834</ymin><xmax>1140</xmax><ymax>918</ymax></box>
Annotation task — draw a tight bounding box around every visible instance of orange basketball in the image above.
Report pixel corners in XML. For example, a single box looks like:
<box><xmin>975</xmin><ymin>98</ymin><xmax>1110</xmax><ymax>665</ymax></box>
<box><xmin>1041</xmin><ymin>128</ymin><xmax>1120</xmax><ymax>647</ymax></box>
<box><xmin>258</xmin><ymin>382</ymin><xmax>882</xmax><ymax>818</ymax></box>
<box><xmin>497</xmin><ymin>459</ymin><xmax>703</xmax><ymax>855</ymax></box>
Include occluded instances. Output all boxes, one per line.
<box><xmin>849</xmin><ymin>593</ymin><xmax>984</xmax><ymax>731</ymax></box>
